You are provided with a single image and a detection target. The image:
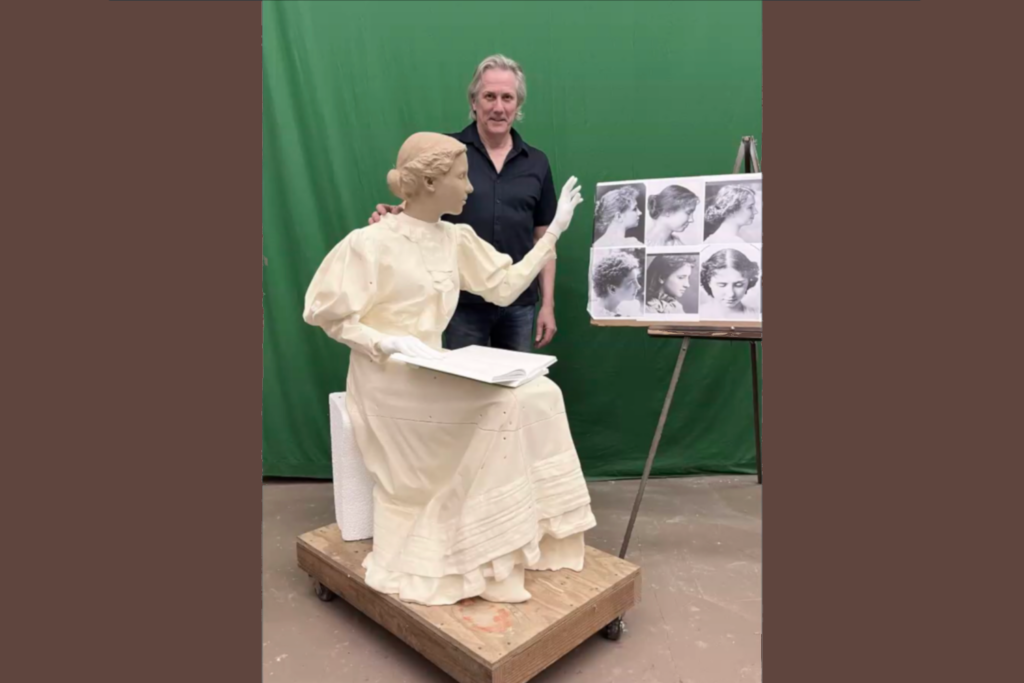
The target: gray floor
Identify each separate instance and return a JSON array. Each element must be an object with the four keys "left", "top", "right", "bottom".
[{"left": 263, "top": 475, "right": 762, "bottom": 683}]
